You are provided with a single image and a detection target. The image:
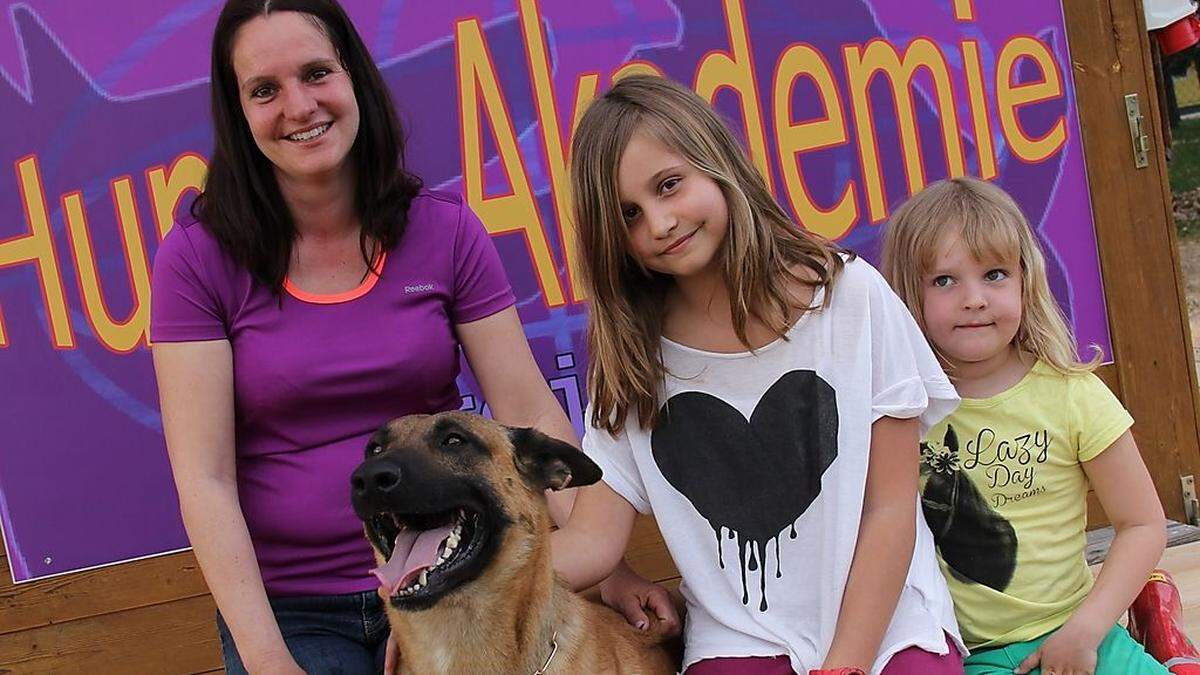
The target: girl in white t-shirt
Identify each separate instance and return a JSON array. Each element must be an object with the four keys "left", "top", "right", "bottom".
[{"left": 550, "top": 74, "right": 965, "bottom": 675}]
